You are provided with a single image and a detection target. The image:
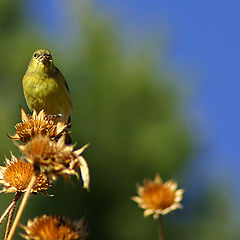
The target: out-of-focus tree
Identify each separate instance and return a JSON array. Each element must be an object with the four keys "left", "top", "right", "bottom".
[
  {"left": 0, "top": 0, "right": 42, "bottom": 159},
  {"left": 61, "top": 6, "right": 194, "bottom": 240}
]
